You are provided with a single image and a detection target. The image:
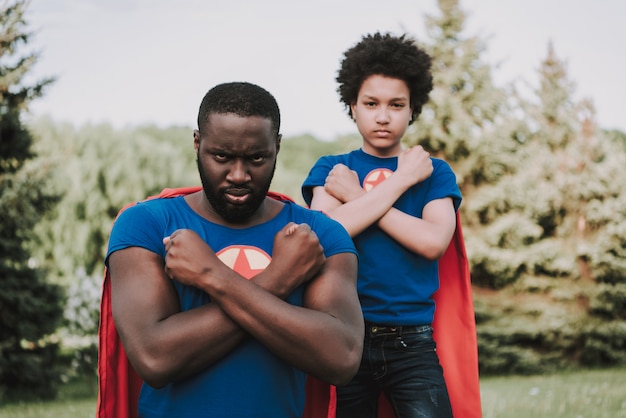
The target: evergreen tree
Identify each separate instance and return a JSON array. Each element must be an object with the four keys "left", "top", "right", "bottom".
[
  {"left": 408, "top": 0, "right": 626, "bottom": 374},
  {"left": 0, "top": 0, "right": 65, "bottom": 398},
  {"left": 465, "top": 43, "right": 626, "bottom": 373},
  {"left": 408, "top": 0, "right": 523, "bottom": 187}
]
